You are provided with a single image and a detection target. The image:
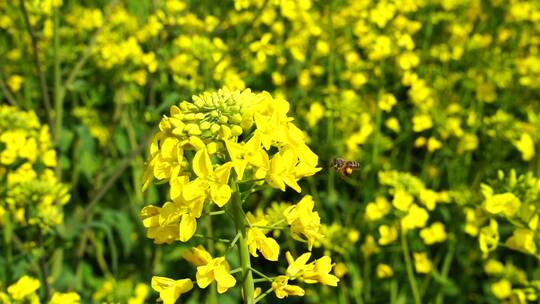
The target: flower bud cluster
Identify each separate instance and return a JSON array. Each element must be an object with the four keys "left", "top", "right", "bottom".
[{"left": 0, "top": 106, "right": 70, "bottom": 229}]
